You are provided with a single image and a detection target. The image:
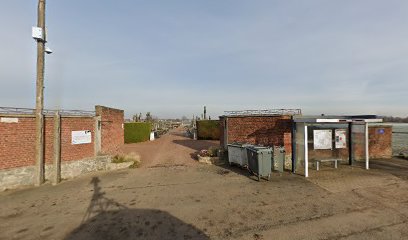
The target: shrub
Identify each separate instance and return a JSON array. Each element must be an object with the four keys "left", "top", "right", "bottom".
[
  {"left": 124, "top": 122, "right": 152, "bottom": 143},
  {"left": 111, "top": 152, "right": 142, "bottom": 168},
  {"left": 196, "top": 120, "right": 220, "bottom": 140}
]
